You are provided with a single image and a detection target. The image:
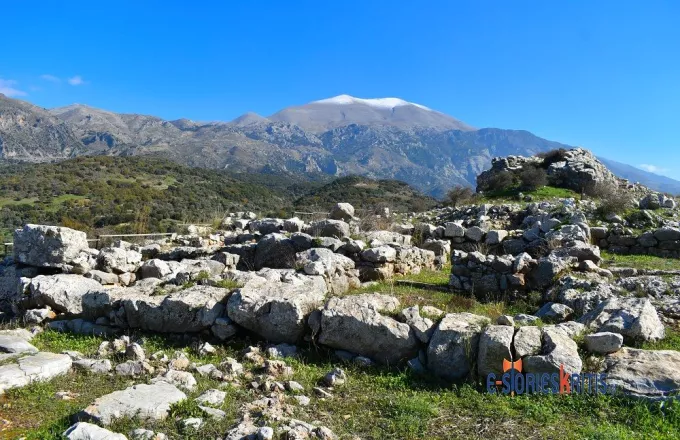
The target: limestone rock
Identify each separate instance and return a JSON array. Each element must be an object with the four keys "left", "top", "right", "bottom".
[
  {"left": 579, "top": 297, "right": 665, "bottom": 342},
  {"left": 227, "top": 275, "right": 327, "bottom": 343},
  {"left": 78, "top": 382, "right": 187, "bottom": 426},
  {"left": 317, "top": 294, "right": 419, "bottom": 365},
  {"left": 477, "top": 325, "right": 514, "bottom": 377},
  {"left": 14, "top": 224, "right": 89, "bottom": 268},
  {"left": 427, "top": 313, "right": 490, "bottom": 380}
]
